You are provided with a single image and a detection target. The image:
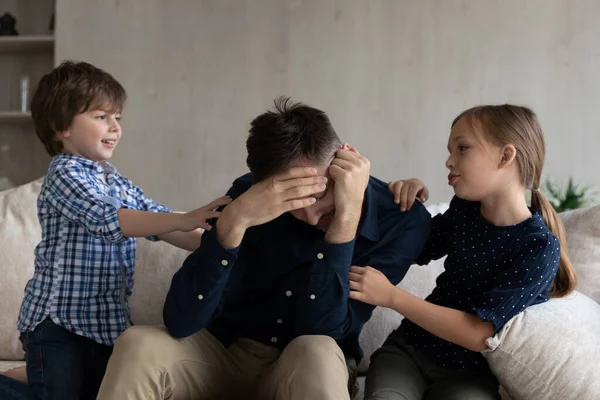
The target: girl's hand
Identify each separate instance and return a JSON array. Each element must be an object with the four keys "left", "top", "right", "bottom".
[
  {"left": 387, "top": 179, "right": 429, "bottom": 212},
  {"left": 349, "top": 266, "right": 397, "bottom": 308}
]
